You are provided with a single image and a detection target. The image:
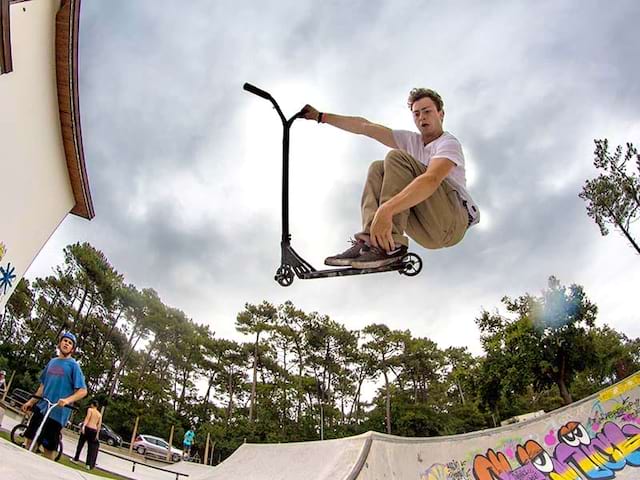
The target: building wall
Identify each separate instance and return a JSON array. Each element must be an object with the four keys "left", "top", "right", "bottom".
[{"left": 0, "top": 0, "right": 73, "bottom": 311}]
